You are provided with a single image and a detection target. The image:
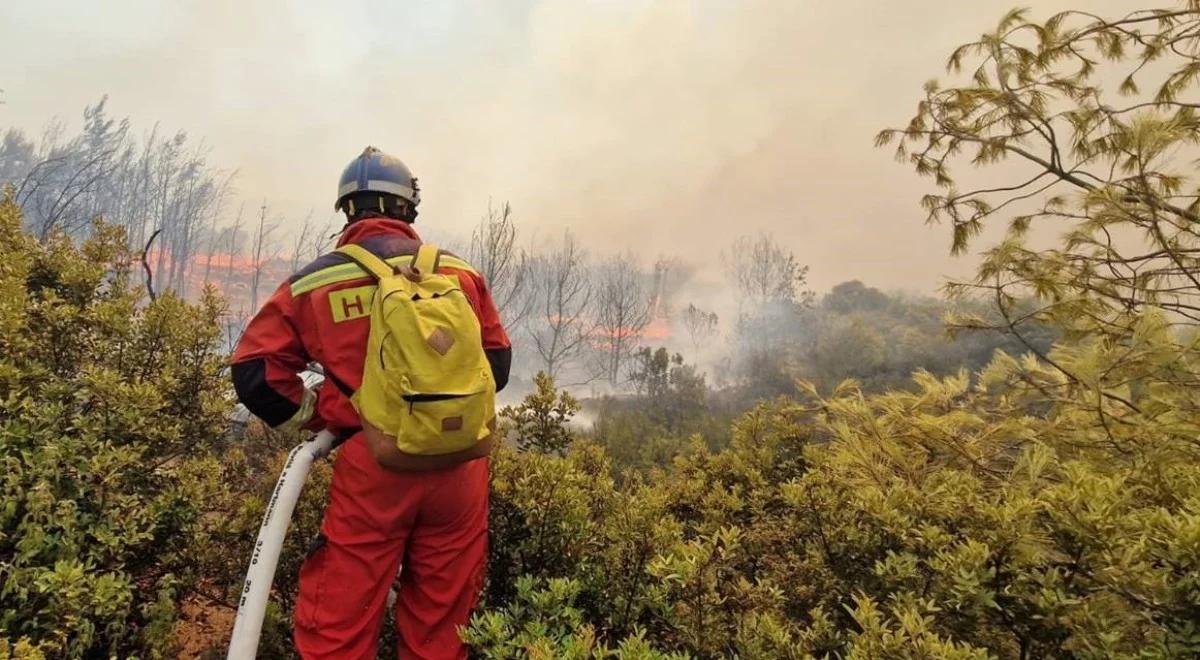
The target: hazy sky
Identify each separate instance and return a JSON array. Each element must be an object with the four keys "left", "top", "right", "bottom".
[{"left": 0, "top": 0, "right": 1141, "bottom": 293}]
